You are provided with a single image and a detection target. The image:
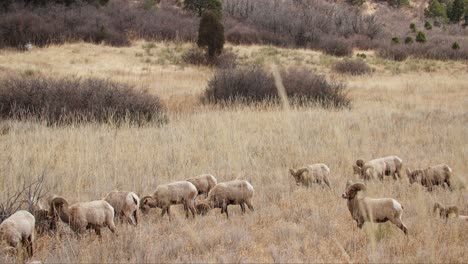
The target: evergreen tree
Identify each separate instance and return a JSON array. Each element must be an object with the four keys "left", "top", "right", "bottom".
[{"left": 197, "top": 11, "right": 225, "bottom": 58}]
